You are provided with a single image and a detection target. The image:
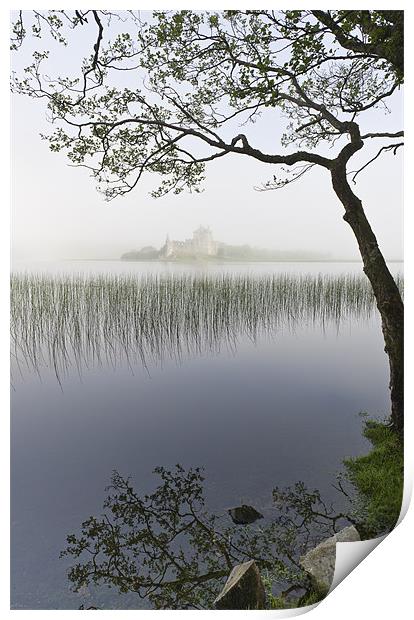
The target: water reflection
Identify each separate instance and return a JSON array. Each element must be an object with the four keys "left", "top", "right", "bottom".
[
  {"left": 61, "top": 465, "right": 353, "bottom": 610},
  {"left": 11, "top": 270, "right": 400, "bottom": 609},
  {"left": 11, "top": 272, "right": 400, "bottom": 383}
]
